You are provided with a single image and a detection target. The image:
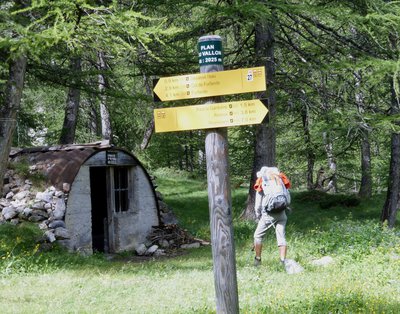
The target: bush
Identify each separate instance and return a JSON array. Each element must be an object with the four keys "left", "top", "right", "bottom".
[
  {"left": 152, "top": 167, "right": 203, "bottom": 180},
  {"left": 319, "top": 194, "right": 361, "bottom": 209},
  {"left": 294, "top": 190, "right": 360, "bottom": 209},
  {"left": 294, "top": 190, "right": 329, "bottom": 202}
]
